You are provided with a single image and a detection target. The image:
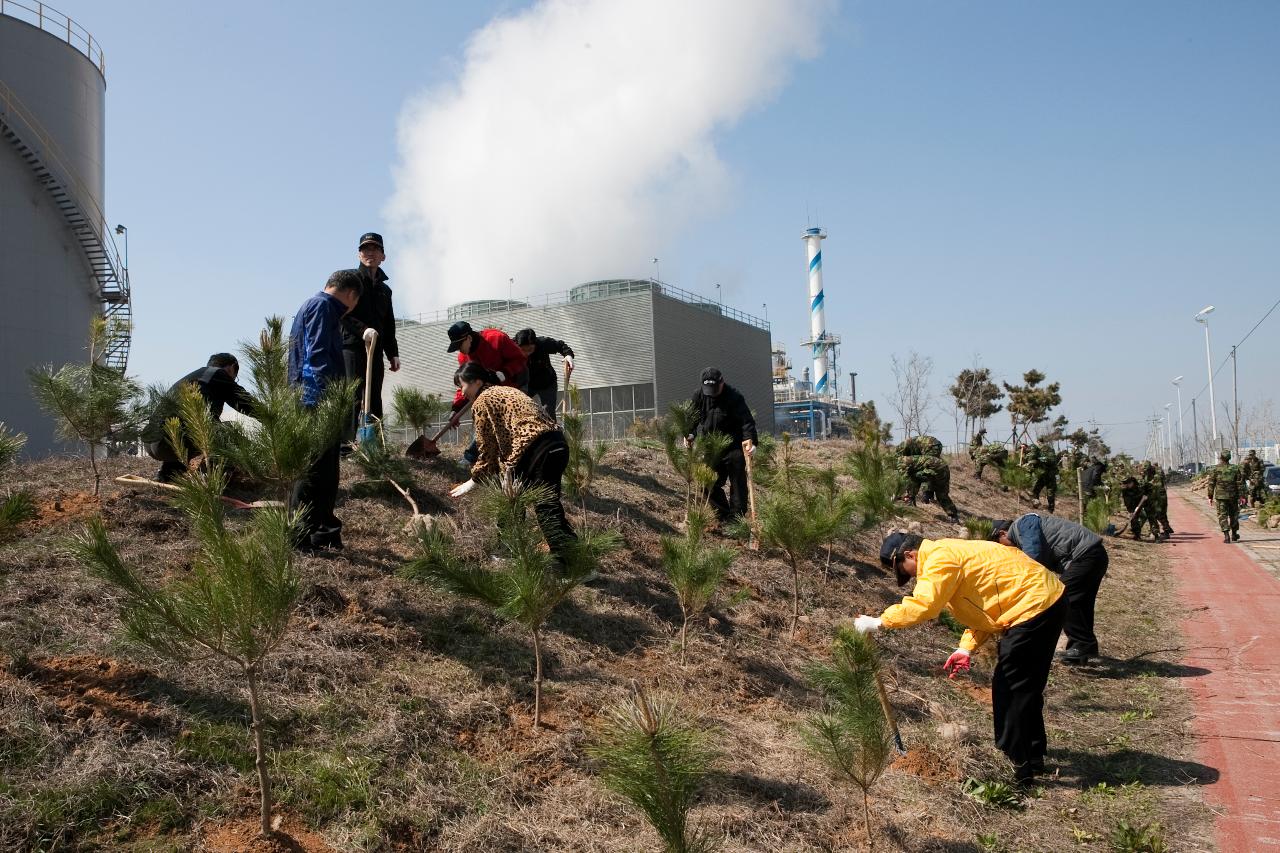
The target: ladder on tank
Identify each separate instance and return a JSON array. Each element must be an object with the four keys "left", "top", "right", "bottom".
[{"left": 0, "top": 83, "right": 131, "bottom": 371}]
